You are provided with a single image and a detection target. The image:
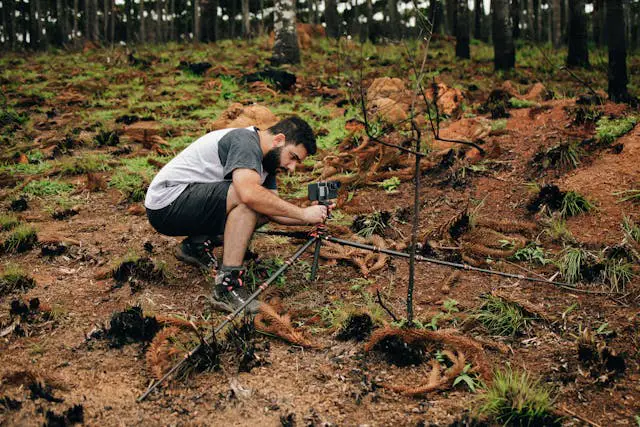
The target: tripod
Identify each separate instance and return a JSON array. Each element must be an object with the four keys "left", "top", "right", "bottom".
[{"left": 139, "top": 221, "right": 583, "bottom": 402}]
